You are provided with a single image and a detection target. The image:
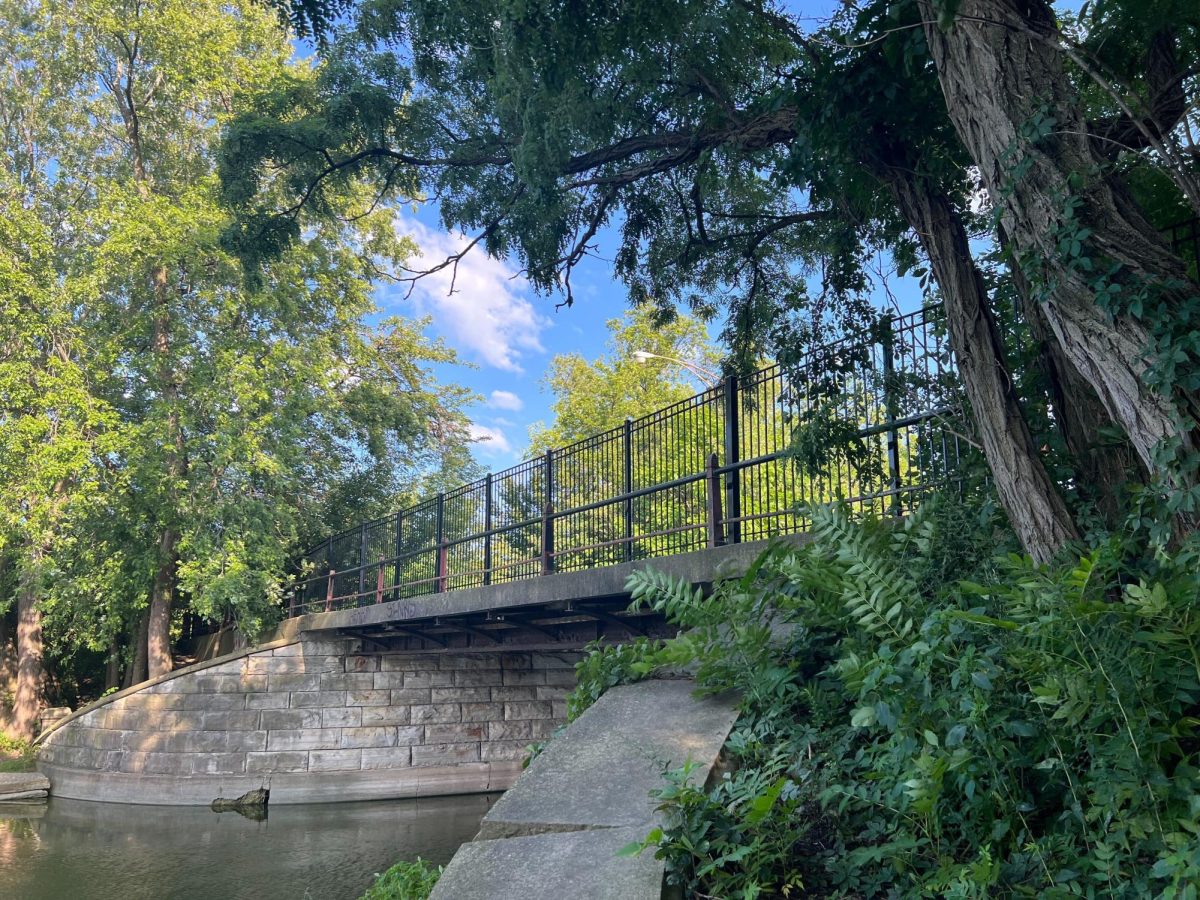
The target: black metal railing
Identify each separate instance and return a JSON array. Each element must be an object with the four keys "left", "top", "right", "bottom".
[
  {"left": 287, "top": 306, "right": 965, "bottom": 616},
  {"left": 284, "top": 216, "right": 1200, "bottom": 618}
]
